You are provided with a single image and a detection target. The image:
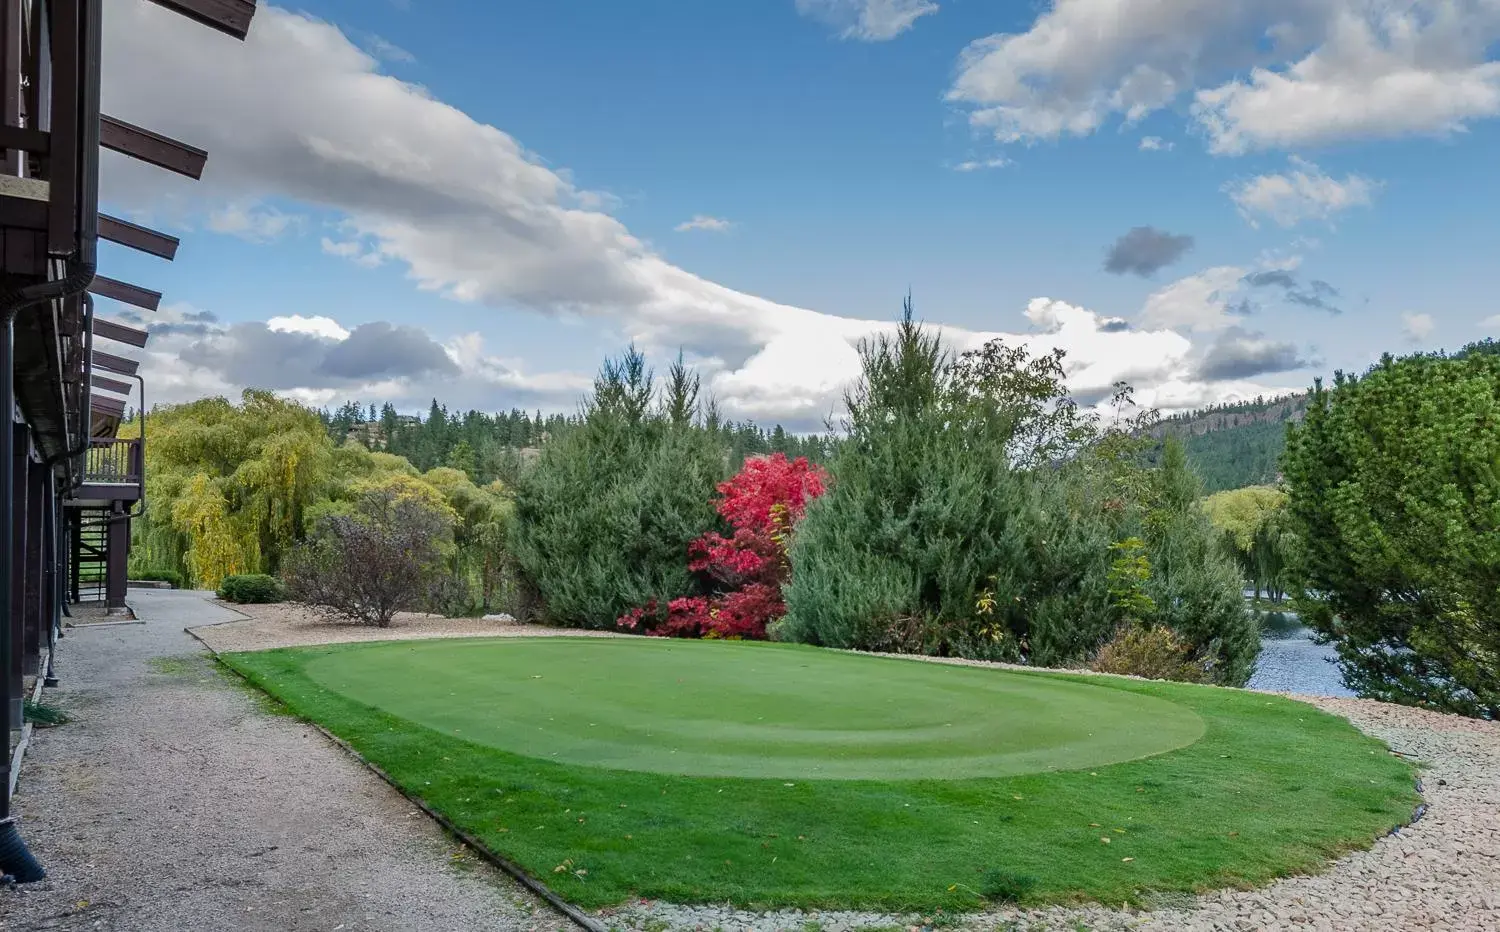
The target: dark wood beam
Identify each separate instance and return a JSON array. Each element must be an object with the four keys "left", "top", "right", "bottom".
[
  {"left": 91, "top": 350, "right": 139, "bottom": 376},
  {"left": 146, "top": 0, "right": 256, "bottom": 41},
  {"left": 90, "top": 373, "right": 132, "bottom": 395},
  {"left": 0, "top": 125, "right": 47, "bottom": 154},
  {"left": 48, "top": 0, "right": 82, "bottom": 254},
  {"left": 100, "top": 115, "right": 207, "bottom": 180},
  {"left": 90, "top": 394, "right": 126, "bottom": 417},
  {"left": 99, "top": 213, "right": 179, "bottom": 260},
  {"left": 92, "top": 317, "right": 149, "bottom": 348},
  {"left": 87, "top": 275, "right": 162, "bottom": 311}
]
